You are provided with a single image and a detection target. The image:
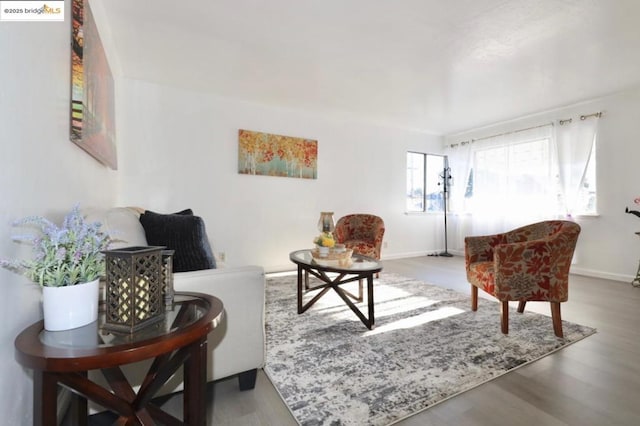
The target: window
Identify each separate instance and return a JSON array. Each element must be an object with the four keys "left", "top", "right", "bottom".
[
  {"left": 466, "top": 138, "right": 556, "bottom": 217},
  {"left": 406, "top": 152, "right": 445, "bottom": 212},
  {"left": 459, "top": 123, "right": 598, "bottom": 217},
  {"left": 445, "top": 119, "right": 598, "bottom": 250}
]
